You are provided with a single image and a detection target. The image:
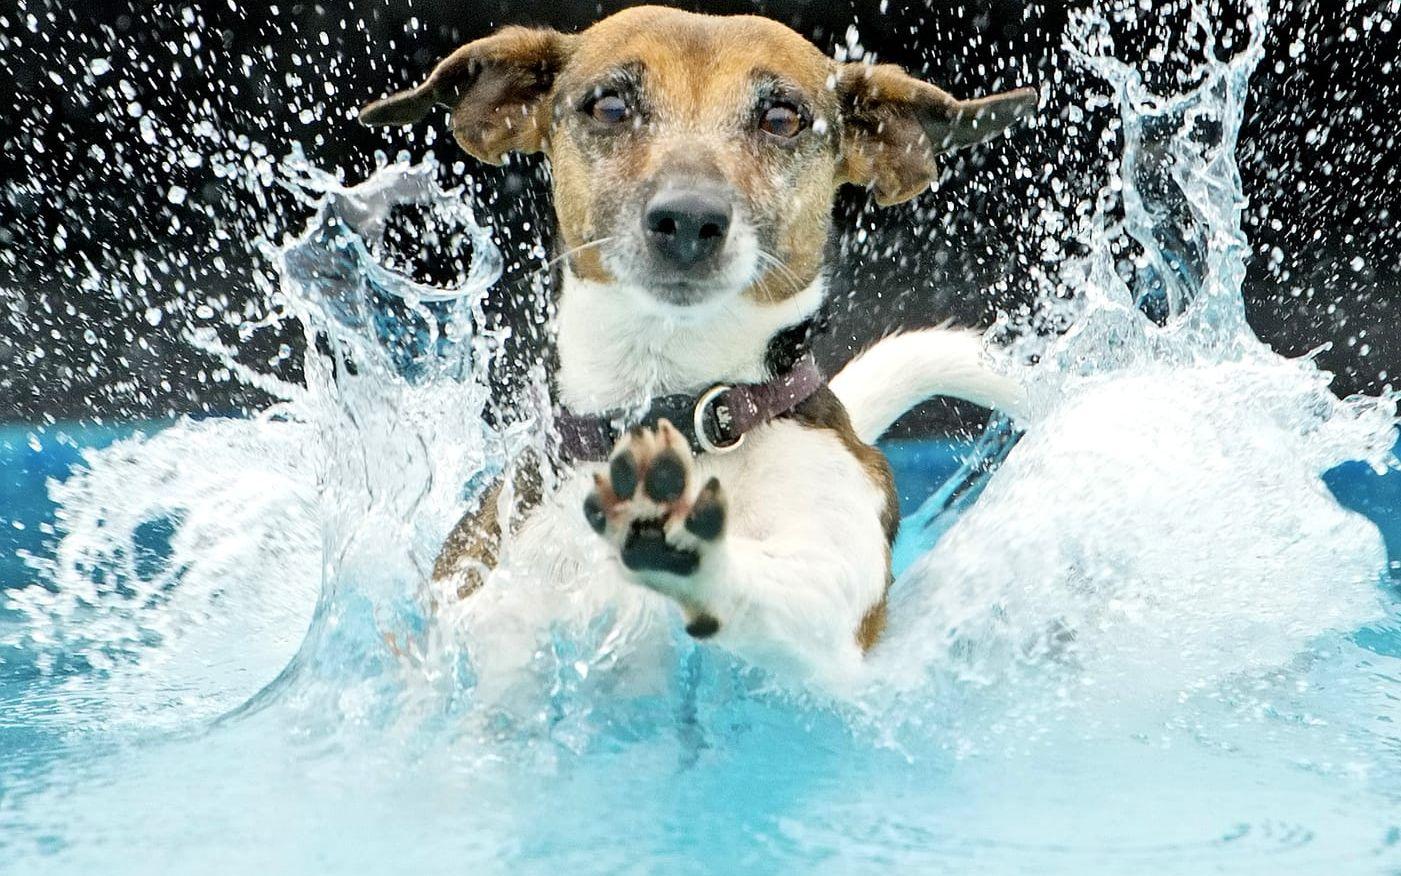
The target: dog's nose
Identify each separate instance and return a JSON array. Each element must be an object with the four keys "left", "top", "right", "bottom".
[{"left": 642, "top": 190, "right": 732, "bottom": 269}]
